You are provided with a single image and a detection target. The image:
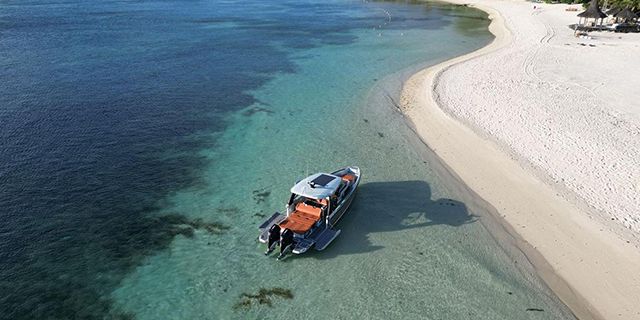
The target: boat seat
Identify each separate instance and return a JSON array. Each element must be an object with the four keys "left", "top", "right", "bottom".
[
  {"left": 295, "top": 202, "right": 323, "bottom": 219},
  {"left": 279, "top": 211, "right": 318, "bottom": 234},
  {"left": 278, "top": 200, "right": 327, "bottom": 234},
  {"left": 341, "top": 174, "right": 355, "bottom": 183}
]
